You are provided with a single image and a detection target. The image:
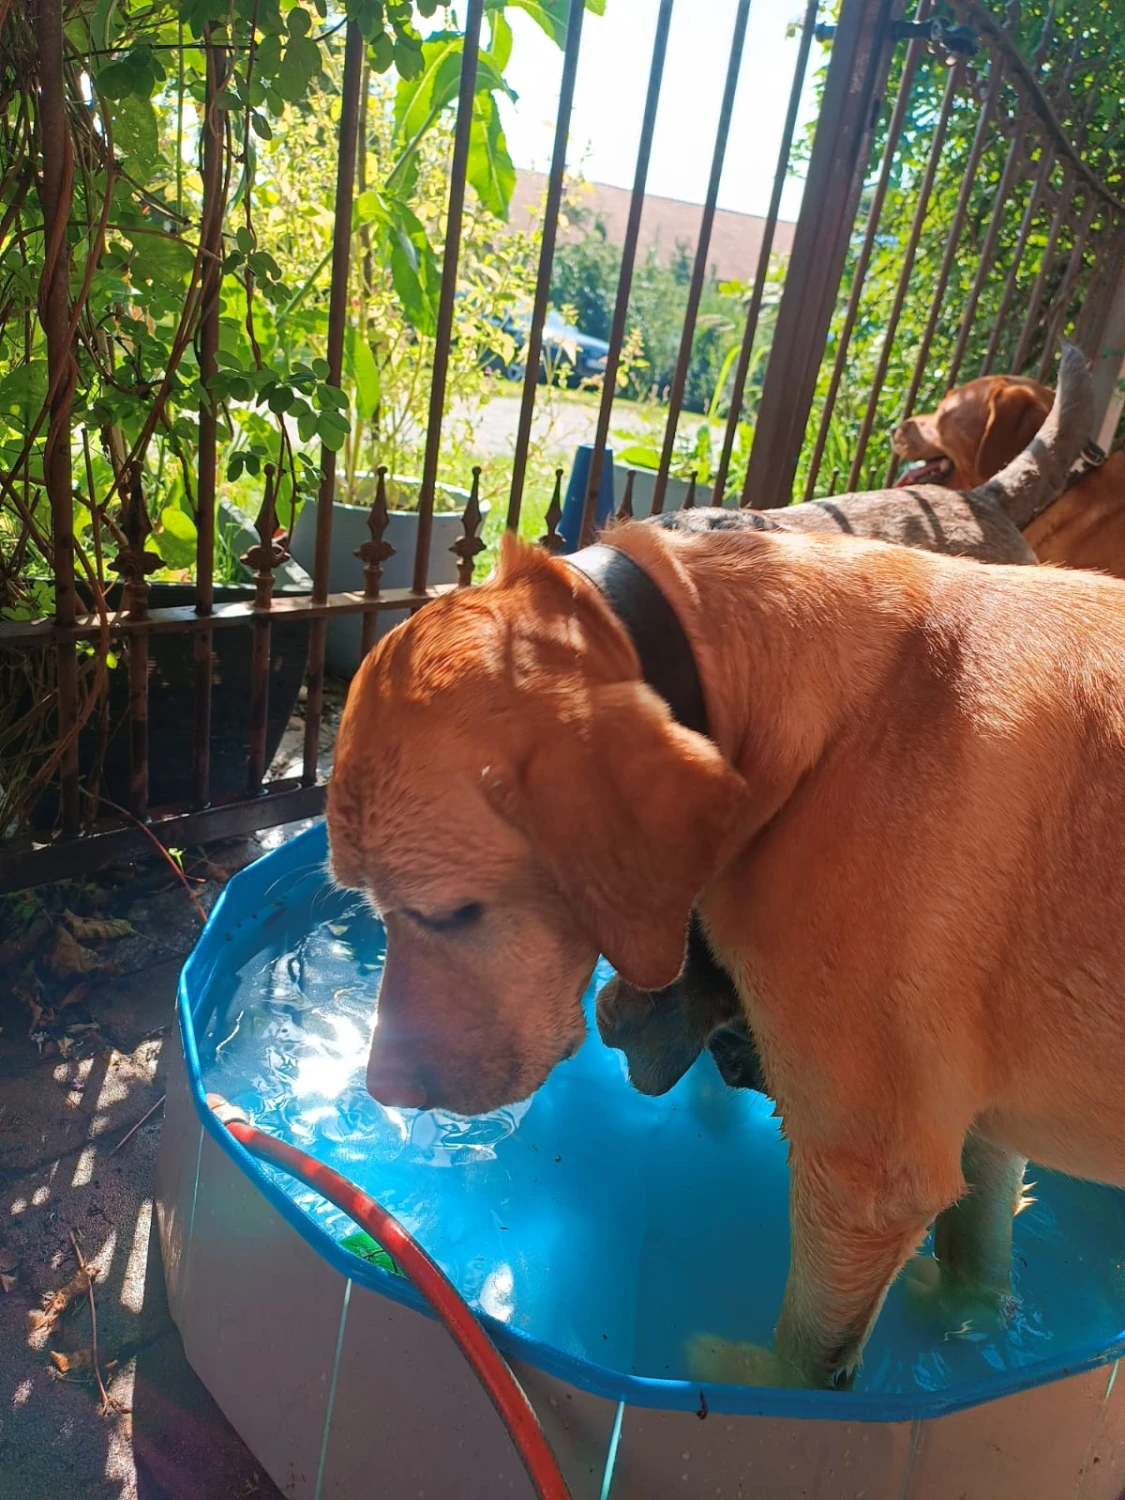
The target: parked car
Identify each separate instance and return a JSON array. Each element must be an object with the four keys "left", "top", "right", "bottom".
[{"left": 480, "top": 307, "right": 609, "bottom": 385}]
